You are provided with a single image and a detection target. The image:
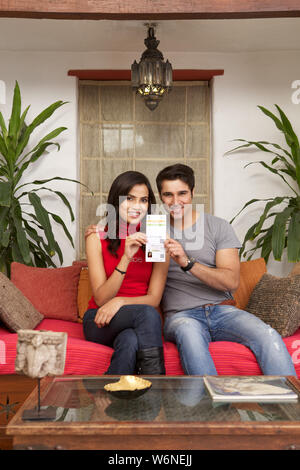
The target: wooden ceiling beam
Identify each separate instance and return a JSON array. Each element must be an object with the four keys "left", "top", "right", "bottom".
[{"left": 0, "top": 1, "right": 300, "bottom": 20}]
